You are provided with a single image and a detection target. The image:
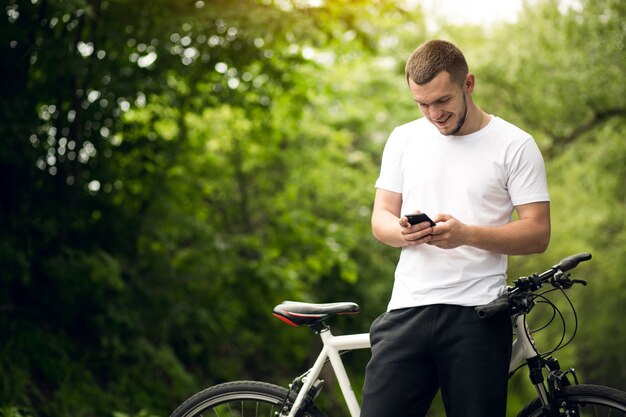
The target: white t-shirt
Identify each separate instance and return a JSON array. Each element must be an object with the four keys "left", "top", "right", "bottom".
[{"left": 375, "top": 116, "right": 550, "bottom": 310}]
